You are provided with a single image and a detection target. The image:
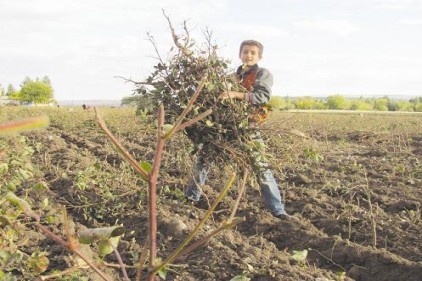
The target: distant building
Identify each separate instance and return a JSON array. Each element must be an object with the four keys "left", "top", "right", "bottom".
[{"left": 0, "top": 96, "right": 19, "bottom": 106}]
